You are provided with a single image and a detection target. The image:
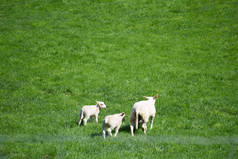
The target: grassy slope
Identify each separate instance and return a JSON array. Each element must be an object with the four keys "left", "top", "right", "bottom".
[{"left": 0, "top": 0, "right": 238, "bottom": 158}]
